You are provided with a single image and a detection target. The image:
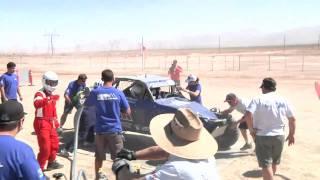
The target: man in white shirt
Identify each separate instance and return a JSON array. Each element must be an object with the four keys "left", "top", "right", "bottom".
[
  {"left": 221, "top": 93, "right": 252, "bottom": 150},
  {"left": 243, "top": 77, "right": 296, "bottom": 180},
  {"left": 112, "top": 108, "right": 220, "bottom": 180}
]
